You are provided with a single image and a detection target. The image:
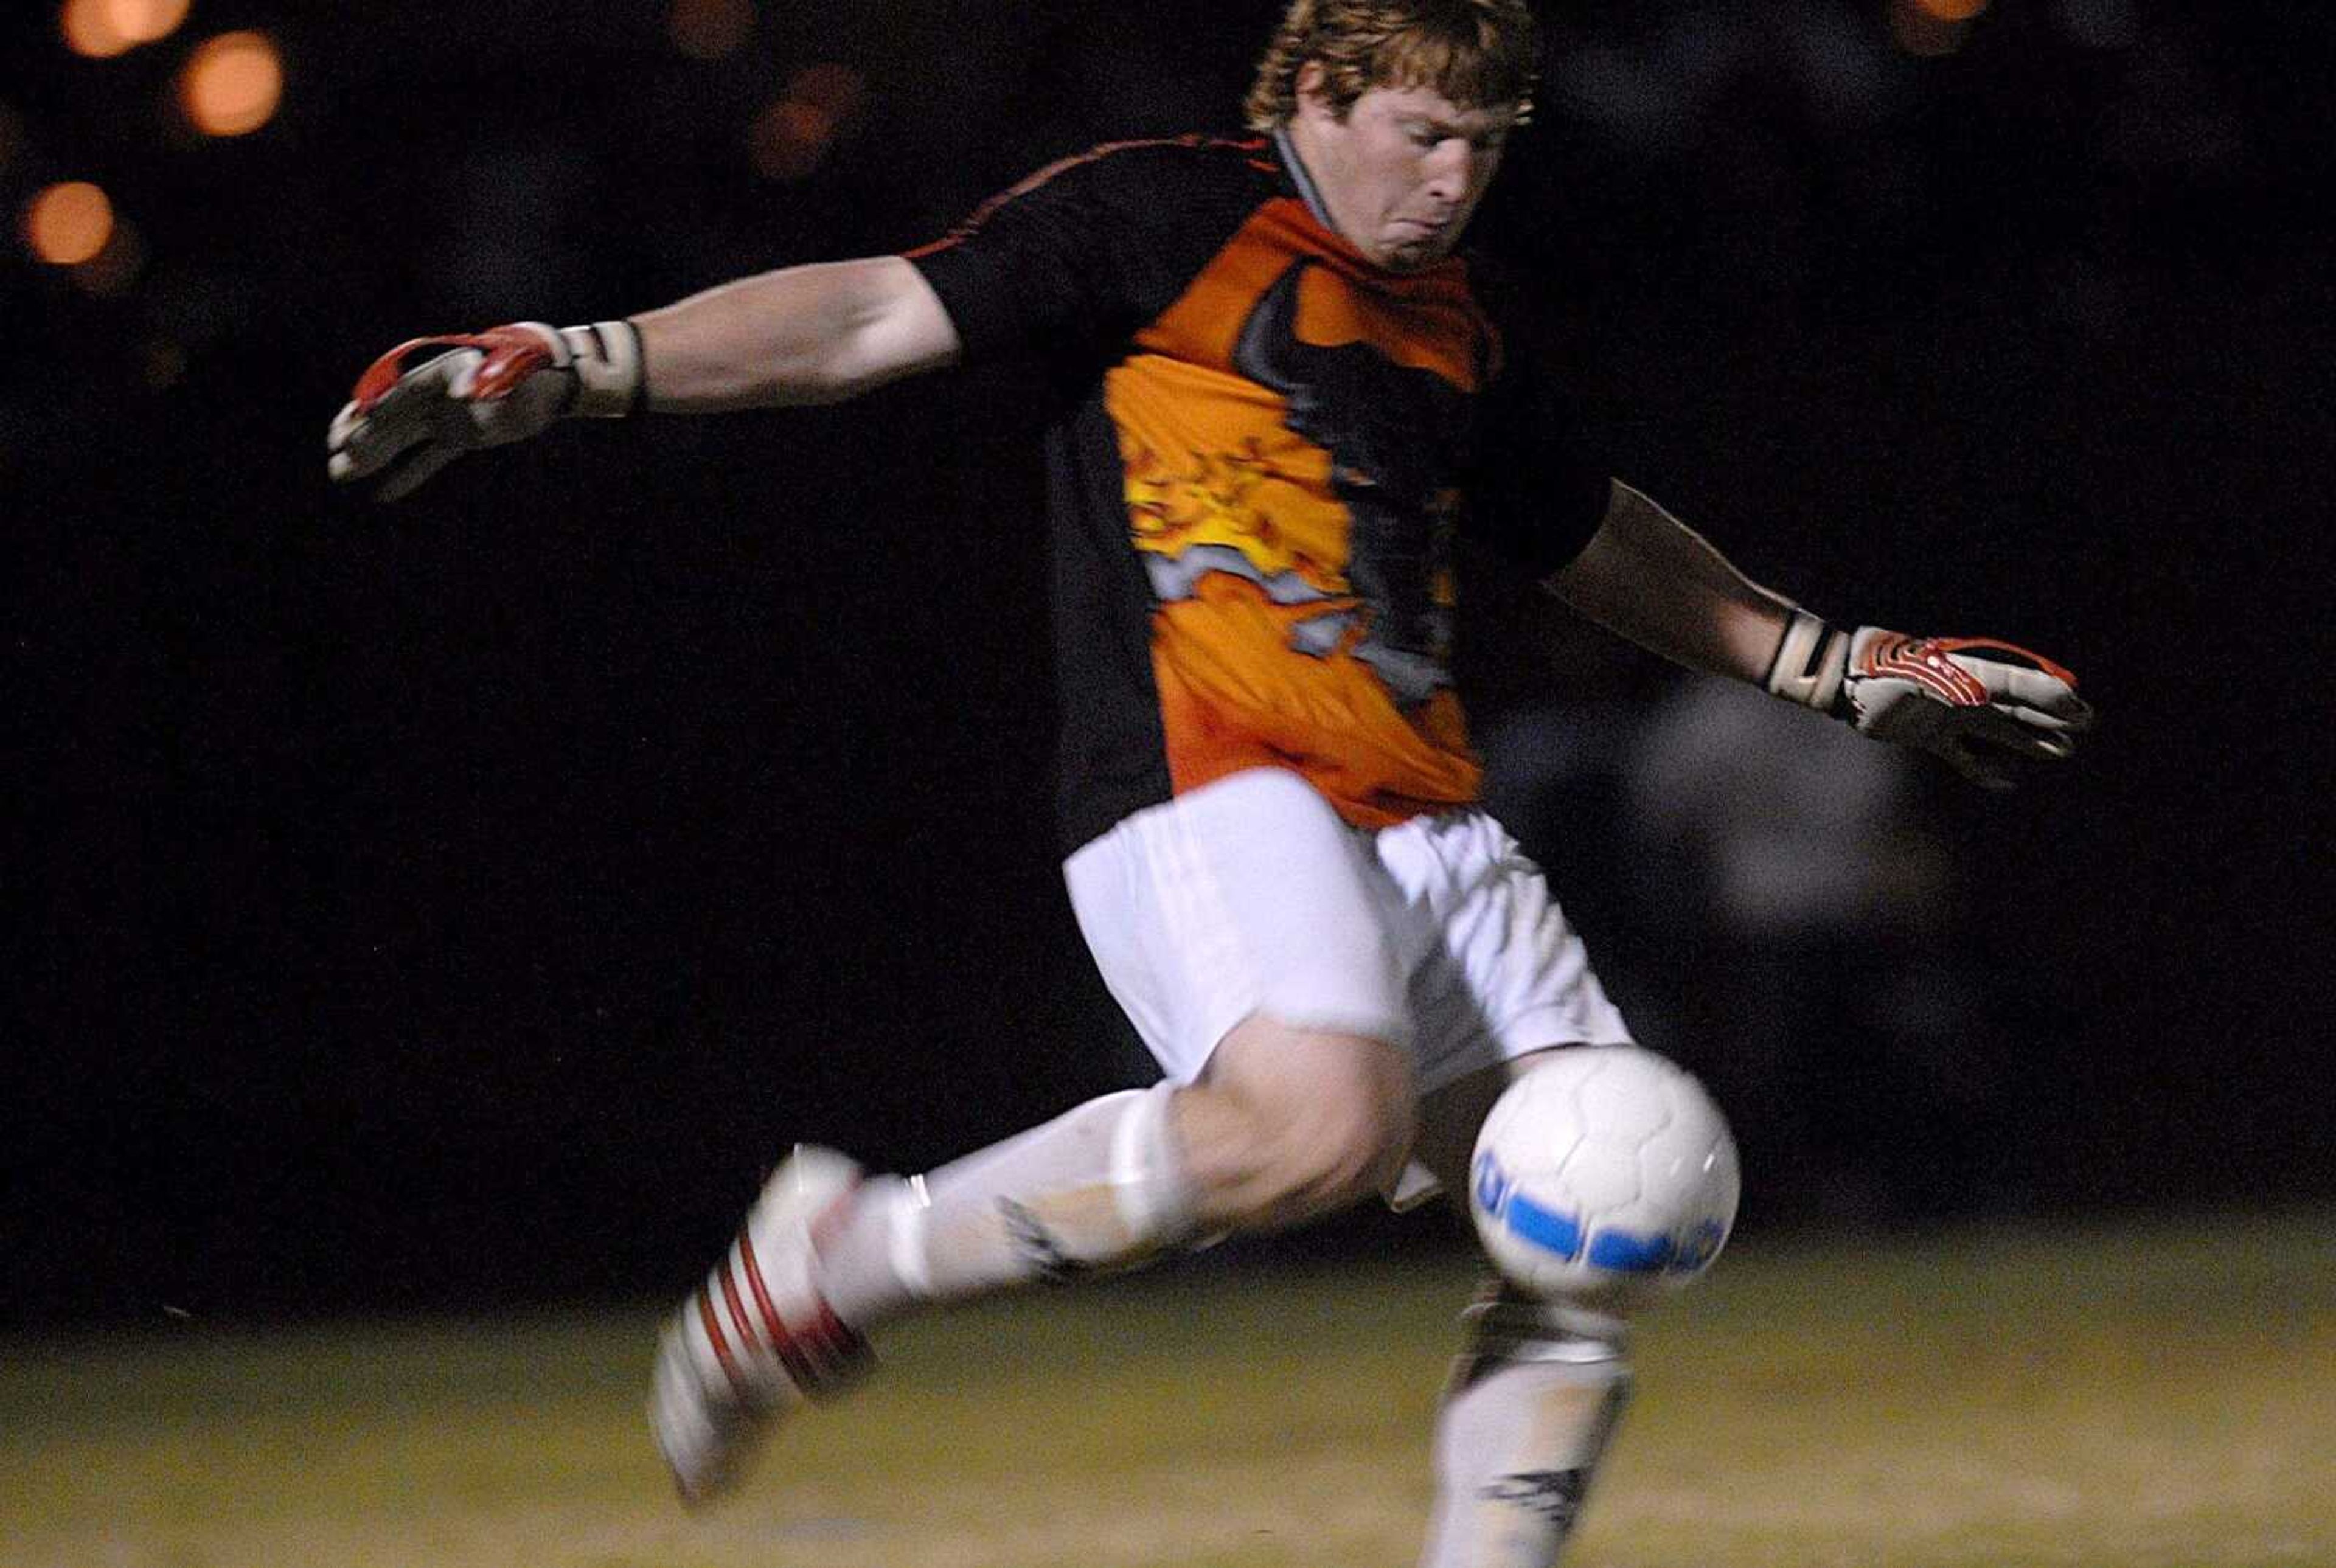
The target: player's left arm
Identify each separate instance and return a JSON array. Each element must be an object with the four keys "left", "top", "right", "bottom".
[
  {"left": 1545, "top": 480, "right": 1793, "bottom": 684},
  {"left": 1548, "top": 480, "right": 2095, "bottom": 788}
]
